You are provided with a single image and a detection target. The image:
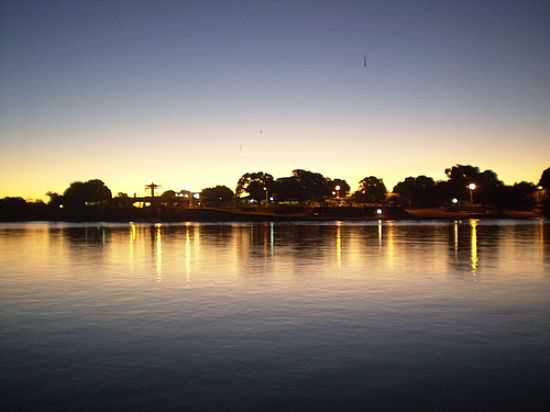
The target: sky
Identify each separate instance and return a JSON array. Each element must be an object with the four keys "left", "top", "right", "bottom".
[{"left": 1, "top": 0, "right": 549, "bottom": 200}]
